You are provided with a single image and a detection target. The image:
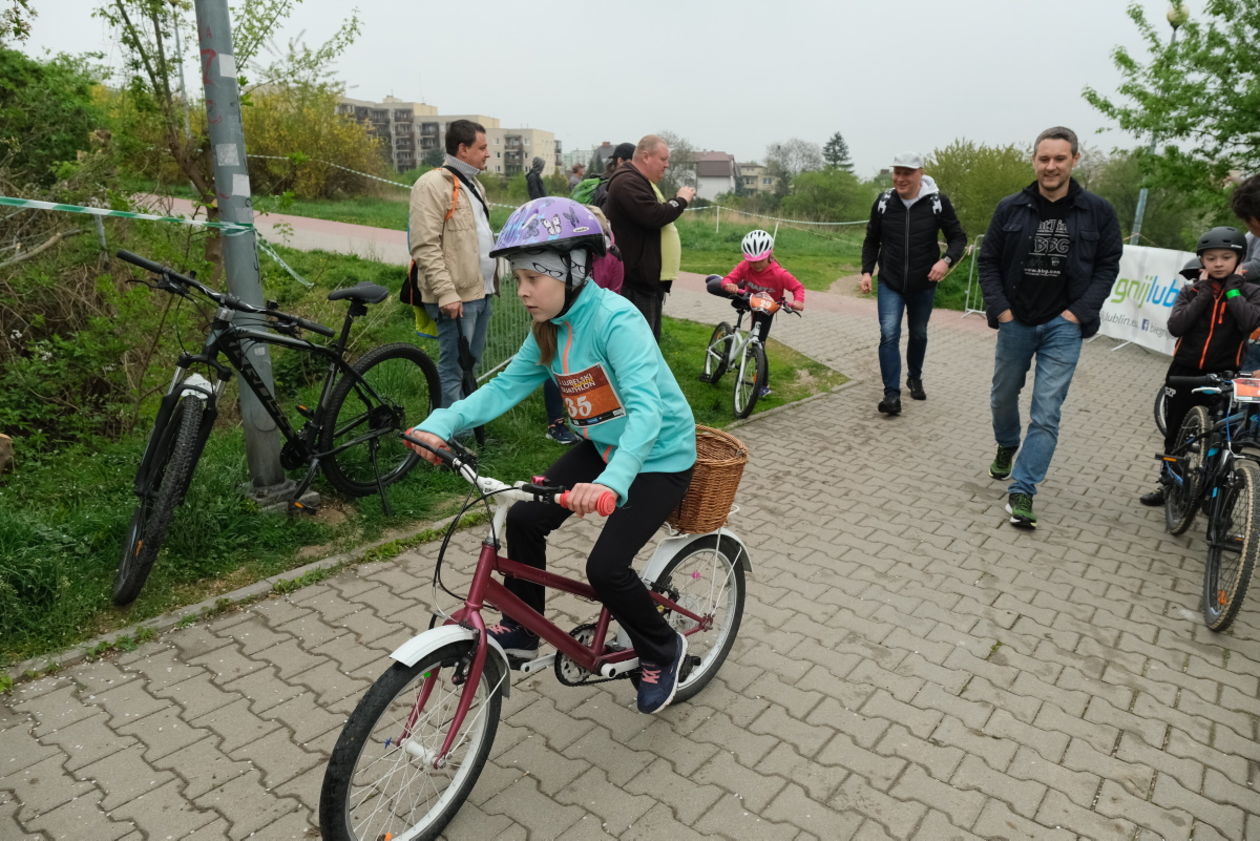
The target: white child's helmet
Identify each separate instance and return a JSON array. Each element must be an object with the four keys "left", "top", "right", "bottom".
[{"left": 741, "top": 229, "right": 774, "bottom": 262}]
